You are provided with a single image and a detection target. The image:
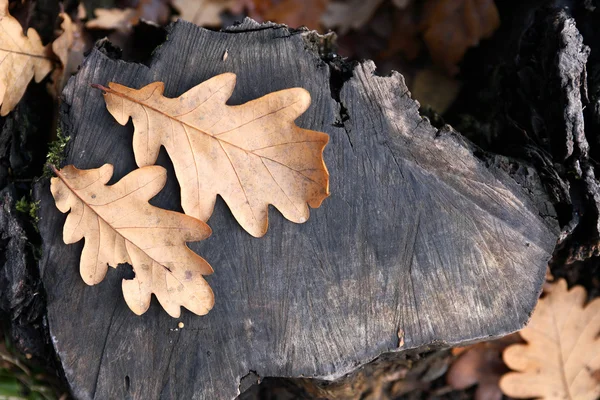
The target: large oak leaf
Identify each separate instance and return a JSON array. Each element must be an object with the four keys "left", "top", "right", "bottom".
[
  {"left": 500, "top": 279, "right": 600, "bottom": 399},
  {"left": 50, "top": 164, "right": 214, "bottom": 317},
  {"left": 0, "top": 0, "right": 53, "bottom": 116},
  {"left": 97, "top": 73, "right": 330, "bottom": 237}
]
